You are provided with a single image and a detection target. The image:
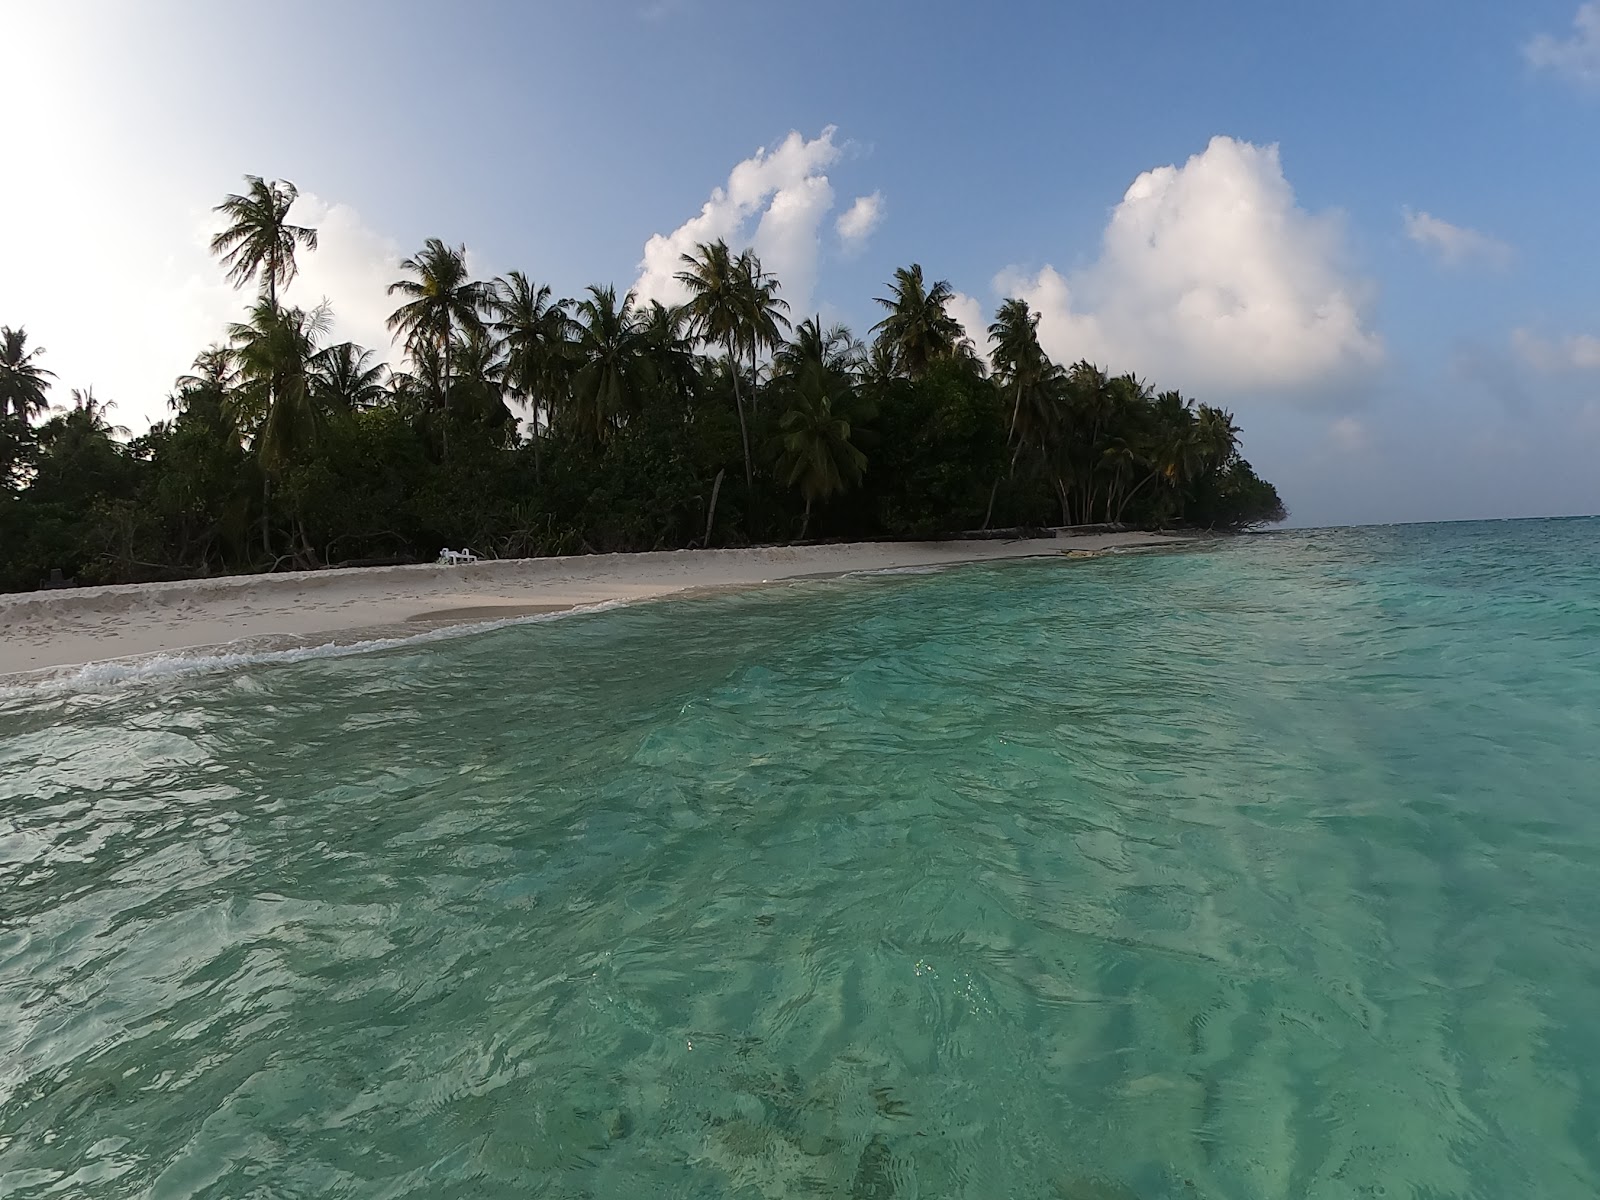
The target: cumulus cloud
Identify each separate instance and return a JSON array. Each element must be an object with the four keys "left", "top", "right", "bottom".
[
  {"left": 1402, "top": 209, "right": 1513, "bottom": 268},
  {"left": 947, "top": 291, "right": 994, "bottom": 362},
  {"left": 633, "top": 128, "right": 846, "bottom": 315},
  {"left": 284, "top": 195, "right": 406, "bottom": 358},
  {"left": 836, "top": 192, "right": 885, "bottom": 254},
  {"left": 1526, "top": 3, "right": 1600, "bottom": 86},
  {"left": 994, "top": 136, "right": 1383, "bottom": 399},
  {"left": 1512, "top": 328, "right": 1600, "bottom": 372}
]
